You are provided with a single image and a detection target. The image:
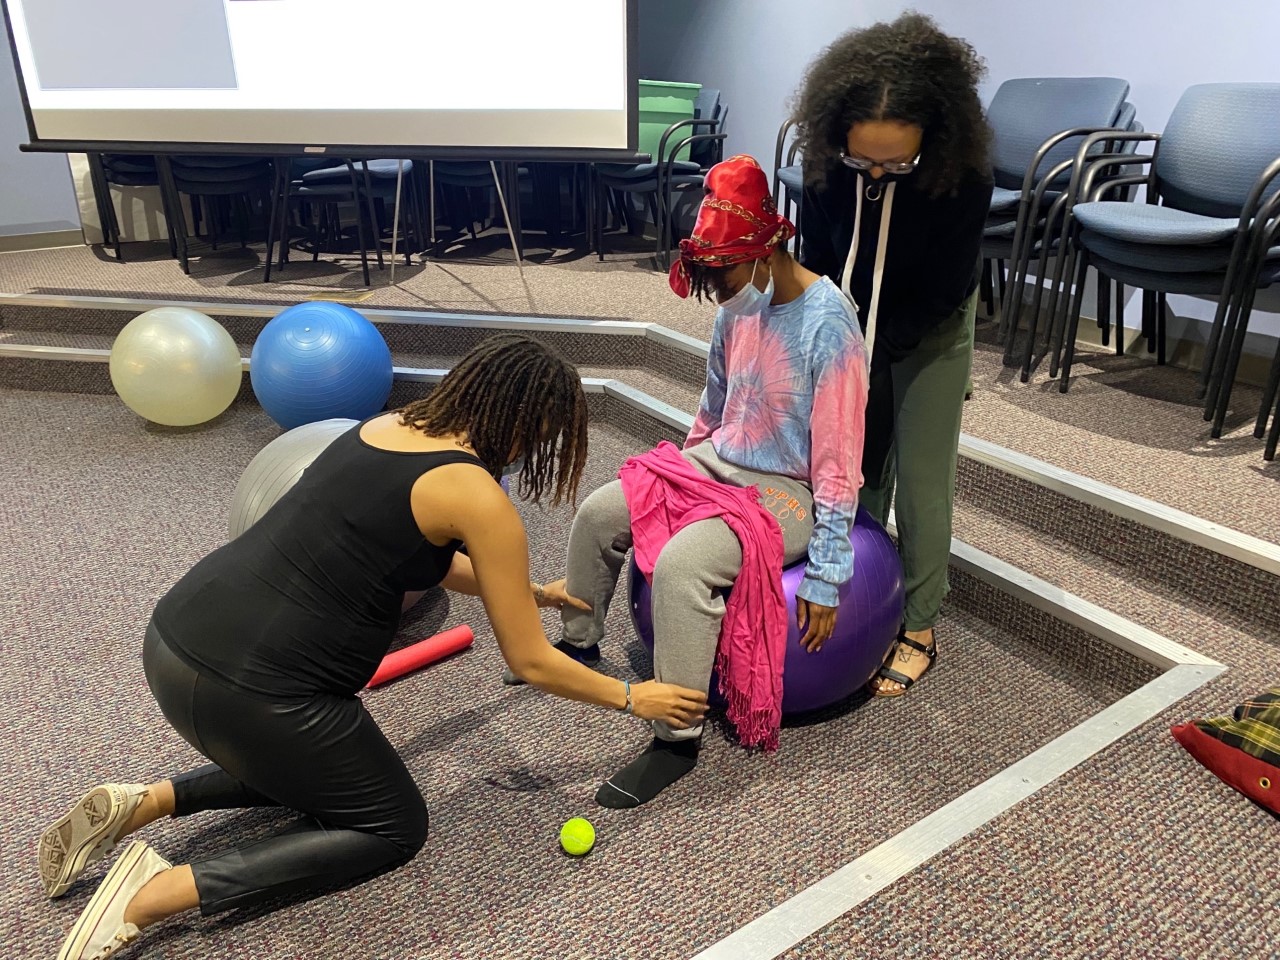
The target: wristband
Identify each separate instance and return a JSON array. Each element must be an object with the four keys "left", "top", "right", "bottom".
[{"left": 621, "top": 679, "right": 633, "bottom": 714}]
